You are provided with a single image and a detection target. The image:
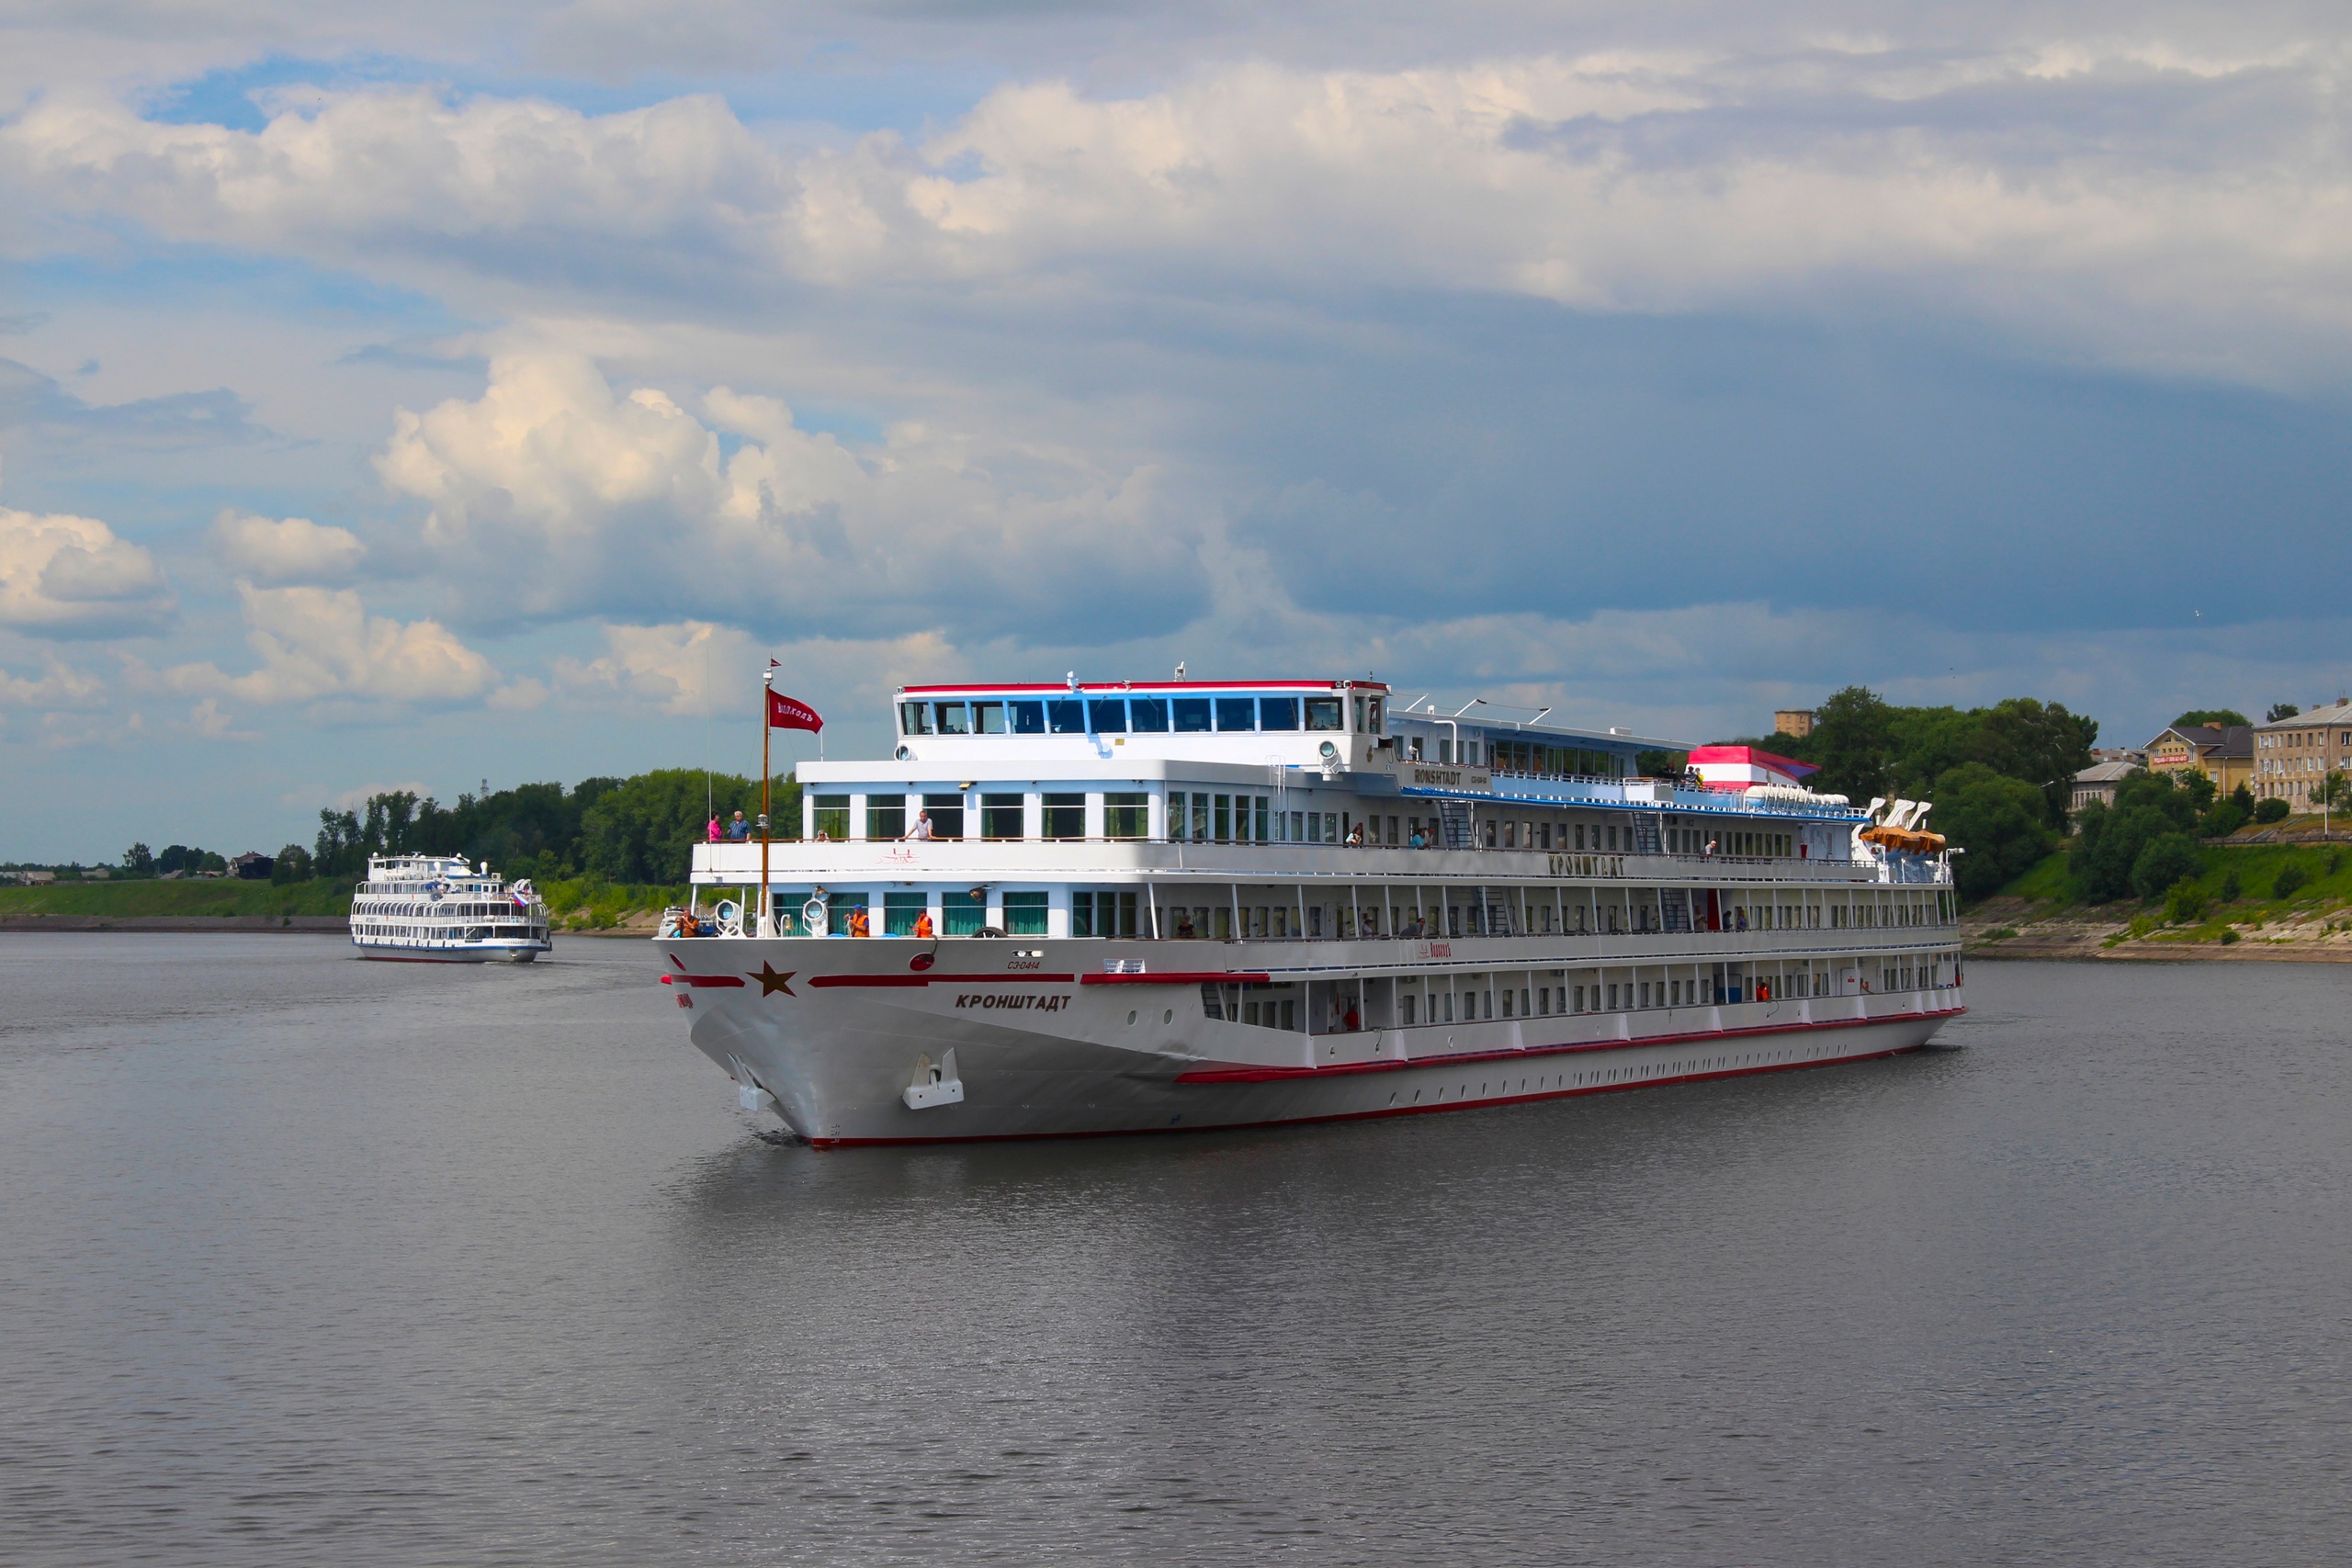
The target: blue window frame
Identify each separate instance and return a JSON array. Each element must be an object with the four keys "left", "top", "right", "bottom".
[
  {"left": 1011, "top": 701, "right": 1045, "bottom": 734},
  {"left": 1215, "top": 697, "right": 1256, "bottom": 731},
  {"left": 1172, "top": 698, "right": 1212, "bottom": 732},
  {"left": 1047, "top": 699, "right": 1085, "bottom": 734},
  {"left": 1089, "top": 698, "right": 1128, "bottom": 733},
  {"left": 1130, "top": 697, "right": 1169, "bottom": 732},
  {"left": 1259, "top": 697, "right": 1298, "bottom": 730}
]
